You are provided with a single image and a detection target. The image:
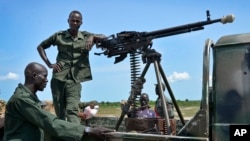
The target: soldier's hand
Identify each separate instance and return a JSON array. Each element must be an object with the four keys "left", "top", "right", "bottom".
[{"left": 50, "top": 63, "right": 62, "bottom": 72}]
